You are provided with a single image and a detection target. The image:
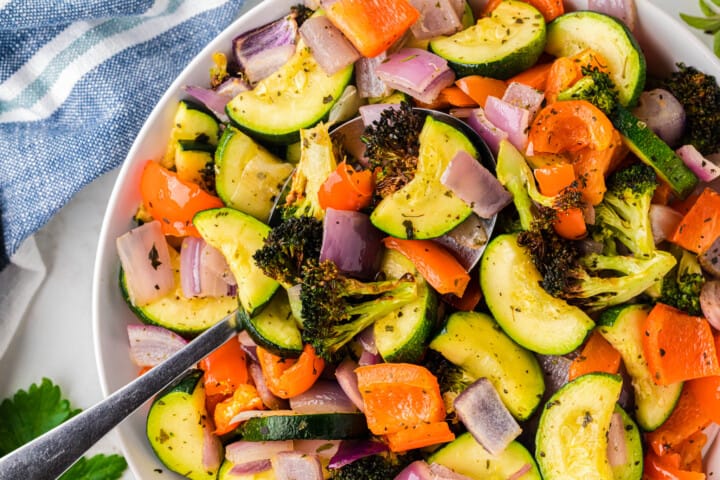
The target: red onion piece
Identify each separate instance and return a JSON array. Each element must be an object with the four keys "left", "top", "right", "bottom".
[
  {"left": 272, "top": 451, "right": 324, "bottom": 480},
  {"left": 289, "top": 380, "right": 358, "bottom": 414},
  {"left": 649, "top": 204, "right": 684, "bottom": 245},
  {"left": 334, "top": 358, "right": 365, "bottom": 412},
  {"left": 225, "top": 440, "right": 294, "bottom": 466},
  {"left": 701, "top": 280, "right": 720, "bottom": 330},
  {"left": 484, "top": 96, "right": 530, "bottom": 152},
  {"left": 606, "top": 412, "right": 627, "bottom": 467},
  {"left": 703, "top": 423, "right": 720, "bottom": 457},
  {"left": 358, "top": 349, "right": 381, "bottom": 366},
  {"left": 202, "top": 413, "right": 223, "bottom": 472},
  {"left": 536, "top": 354, "right": 572, "bottom": 396},
  {"left": 300, "top": 15, "right": 360, "bottom": 76},
  {"left": 432, "top": 214, "right": 490, "bottom": 271},
  {"left": 248, "top": 362, "right": 288, "bottom": 410},
  {"left": 708, "top": 434, "right": 720, "bottom": 479},
  {"left": 507, "top": 463, "right": 533, "bottom": 480},
  {"left": 328, "top": 440, "right": 388, "bottom": 469},
  {"left": 329, "top": 86, "right": 361, "bottom": 126},
  {"left": 449, "top": 108, "right": 474, "bottom": 120},
  {"left": 356, "top": 326, "right": 377, "bottom": 355},
  {"left": 428, "top": 463, "right": 473, "bottom": 479},
  {"left": 588, "top": 0, "right": 637, "bottom": 32},
  {"left": 233, "top": 14, "right": 298, "bottom": 84},
  {"left": 441, "top": 150, "right": 512, "bottom": 219},
  {"left": 127, "top": 324, "right": 187, "bottom": 367},
  {"left": 215, "top": 76, "right": 251, "bottom": 97},
  {"left": 180, "top": 236, "right": 202, "bottom": 297},
  {"left": 116, "top": 221, "right": 174, "bottom": 306},
  {"left": 355, "top": 53, "right": 392, "bottom": 99},
  {"left": 180, "top": 237, "right": 235, "bottom": 298},
  {"left": 183, "top": 85, "right": 231, "bottom": 123},
  {"left": 700, "top": 237, "right": 720, "bottom": 278},
  {"left": 320, "top": 208, "right": 384, "bottom": 280},
  {"left": 293, "top": 440, "right": 341, "bottom": 459},
  {"left": 409, "top": 0, "right": 463, "bottom": 40},
  {"left": 502, "top": 82, "right": 544, "bottom": 121},
  {"left": 632, "top": 89, "right": 686, "bottom": 146},
  {"left": 394, "top": 460, "right": 435, "bottom": 480},
  {"left": 466, "top": 108, "right": 508, "bottom": 156},
  {"left": 454, "top": 378, "right": 522, "bottom": 455},
  {"left": 376, "top": 48, "right": 456, "bottom": 104},
  {"left": 677, "top": 144, "right": 720, "bottom": 182},
  {"left": 229, "top": 459, "right": 272, "bottom": 475}
]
